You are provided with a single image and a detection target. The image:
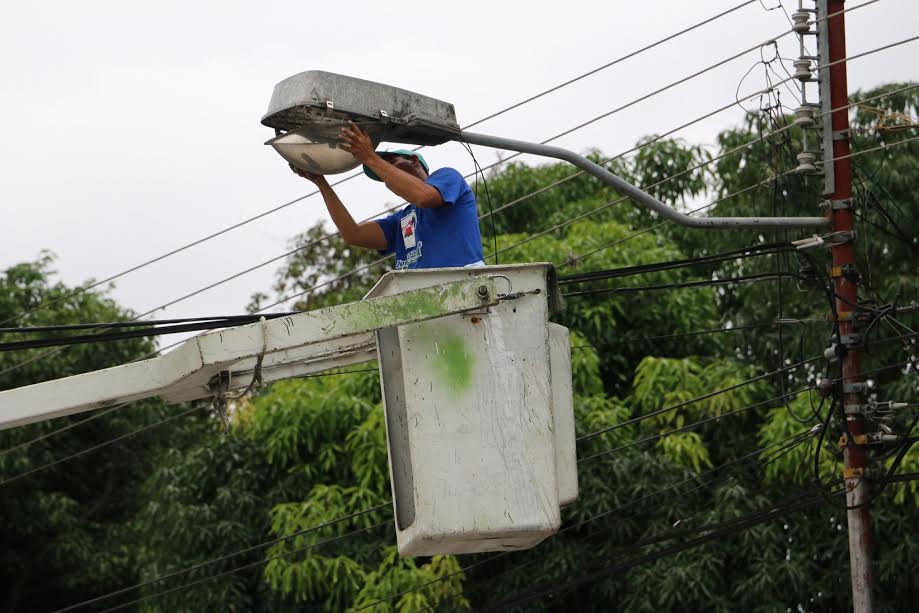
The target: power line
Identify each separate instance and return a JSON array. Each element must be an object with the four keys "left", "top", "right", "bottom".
[
  {"left": 3, "top": 1, "right": 761, "bottom": 330},
  {"left": 578, "top": 385, "right": 815, "bottom": 463},
  {"left": 563, "top": 271, "right": 801, "bottom": 298},
  {"left": 584, "top": 318, "right": 826, "bottom": 345},
  {"left": 354, "top": 429, "right": 816, "bottom": 611},
  {"left": 58, "top": 375, "right": 819, "bottom": 611},
  {"left": 558, "top": 126, "right": 919, "bottom": 268},
  {"left": 556, "top": 242, "right": 794, "bottom": 285},
  {"left": 98, "top": 519, "right": 393, "bottom": 613},
  {"left": 483, "top": 484, "right": 838, "bottom": 611},
  {"left": 0, "top": 367, "right": 380, "bottom": 483},
  {"left": 0, "top": 402, "right": 128, "bottom": 458},
  {"left": 467, "top": 433, "right": 818, "bottom": 609},
  {"left": 67, "top": 349, "right": 918, "bottom": 609},
  {"left": 2, "top": 24, "right": 909, "bottom": 379},
  {"left": 53, "top": 501, "right": 391, "bottom": 613},
  {"left": 0, "top": 313, "right": 297, "bottom": 334},
  {"left": 114, "top": 18, "right": 811, "bottom": 313},
  {"left": 0, "top": 404, "right": 205, "bottom": 487},
  {"left": 6, "top": 172, "right": 915, "bottom": 482},
  {"left": 0, "top": 314, "right": 295, "bottom": 352}
]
